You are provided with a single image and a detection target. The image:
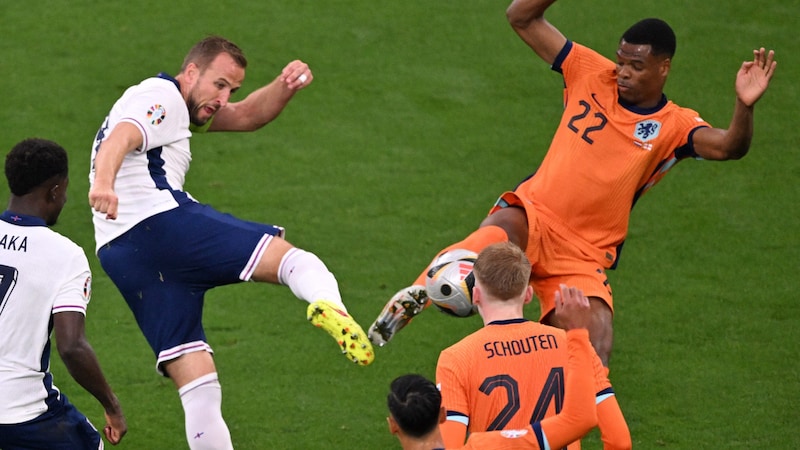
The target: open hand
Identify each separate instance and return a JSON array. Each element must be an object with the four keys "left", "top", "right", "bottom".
[{"left": 736, "top": 48, "right": 776, "bottom": 107}]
